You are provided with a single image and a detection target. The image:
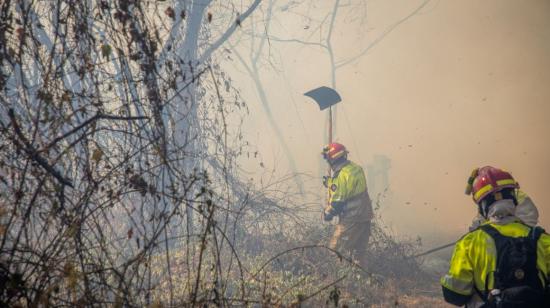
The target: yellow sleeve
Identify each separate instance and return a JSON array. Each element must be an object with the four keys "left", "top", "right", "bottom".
[
  {"left": 441, "top": 234, "right": 475, "bottom": 296},
  {"left": 537, "top": 233, "right": 550, "bottom": 279}
]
